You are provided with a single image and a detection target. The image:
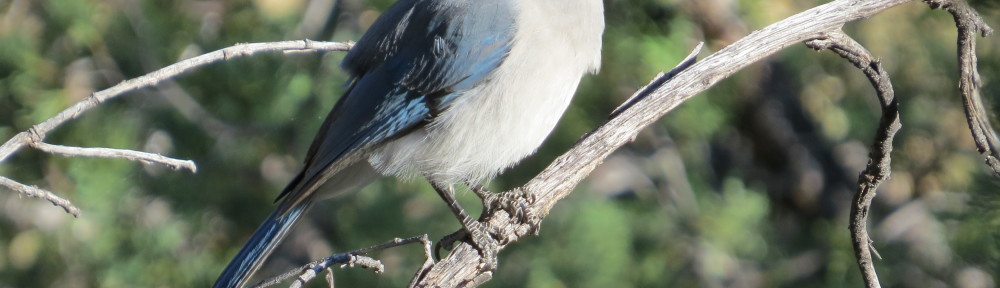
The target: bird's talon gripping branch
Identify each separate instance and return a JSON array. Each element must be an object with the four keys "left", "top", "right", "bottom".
[
  {"left": 461, "top": 219, "right": 500, "bottom": 271},
  {"left": 432, "top": 218, "right": 499, "bottom": 271},
  {"left": 435, "top": 229, "right": 466, "bottom": 259},
  {"left": 469, "top": 184, "right": 498, "bottom": 219},
  {"left": 468, "top": 184, "right": 534, "bottom": 232},
  {"left": 431, "top": 183, "right": 500, "bottom": 270}
]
